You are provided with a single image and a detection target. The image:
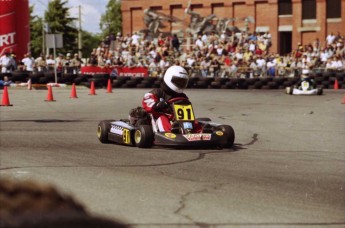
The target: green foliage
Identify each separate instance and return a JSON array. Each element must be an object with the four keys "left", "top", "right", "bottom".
[
  {"left": 44, "top": 0, "right": 78, "bottom": 54},
  {"left": 29, "top": 0, "right": 107, "bottom": 58},
  {"left": 29, "top": 5, "right": 44, "bottom": 57},
  {"left": 100, "top": 0, "right": 122, "bottom": 38},
  {"left": 81, "top": 31, "right": 101, "bottom": 57}
]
